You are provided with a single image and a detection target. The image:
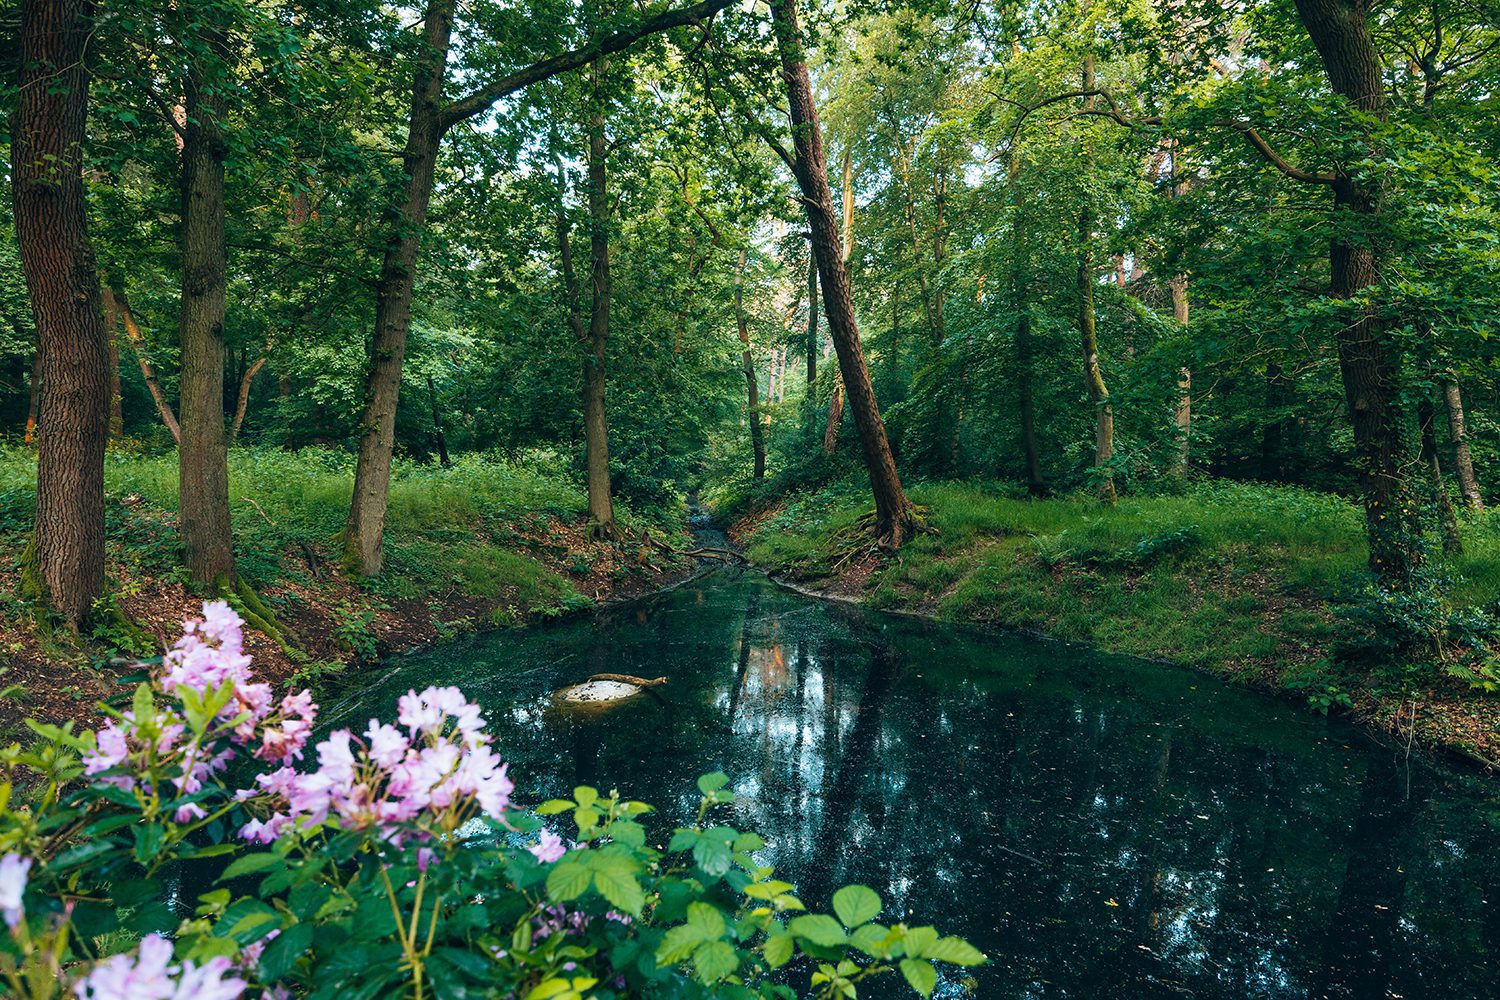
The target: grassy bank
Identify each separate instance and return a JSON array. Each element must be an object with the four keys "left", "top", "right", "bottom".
[
  {"left": 726, "top": 474, "right": 1500, "bottom": 765},
  {"left": 0, "top": 447, "right": 691, "bottom": 734}
]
